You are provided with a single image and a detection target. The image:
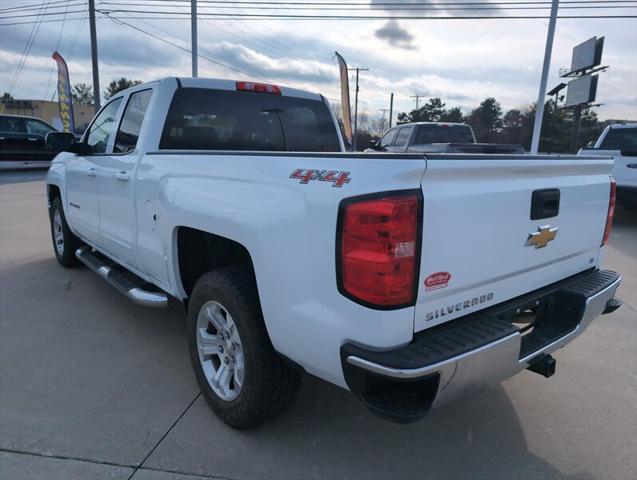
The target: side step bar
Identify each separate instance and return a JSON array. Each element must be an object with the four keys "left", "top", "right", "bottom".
[{"left": 75, "top": 246, "right": 168, "bottom": 308}]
